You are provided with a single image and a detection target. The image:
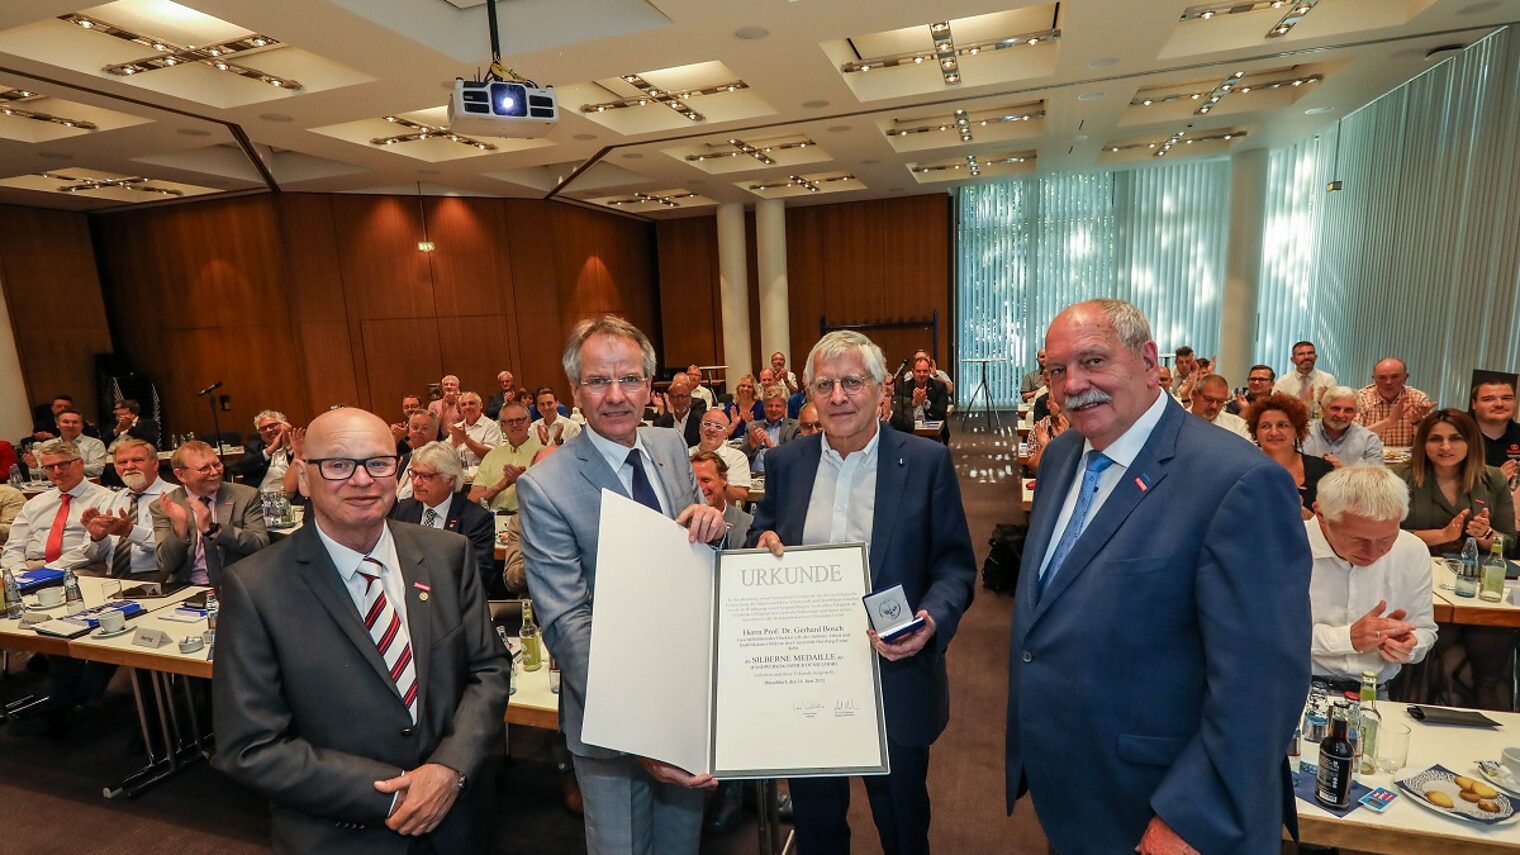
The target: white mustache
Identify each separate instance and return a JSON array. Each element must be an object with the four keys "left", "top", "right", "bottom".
[{"left": 1062, "top": 388, "right": 1113, "bottom": 410}]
